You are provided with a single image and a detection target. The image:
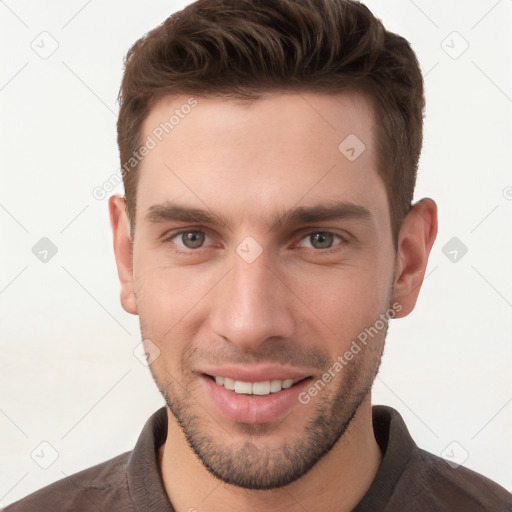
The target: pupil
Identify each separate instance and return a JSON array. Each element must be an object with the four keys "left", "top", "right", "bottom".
[
  {"left": 312, "top": 232, "right": 332, "bottom": 249},
  {"left": 183, "top": 232, "right": 204, "bottom": 248}
]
